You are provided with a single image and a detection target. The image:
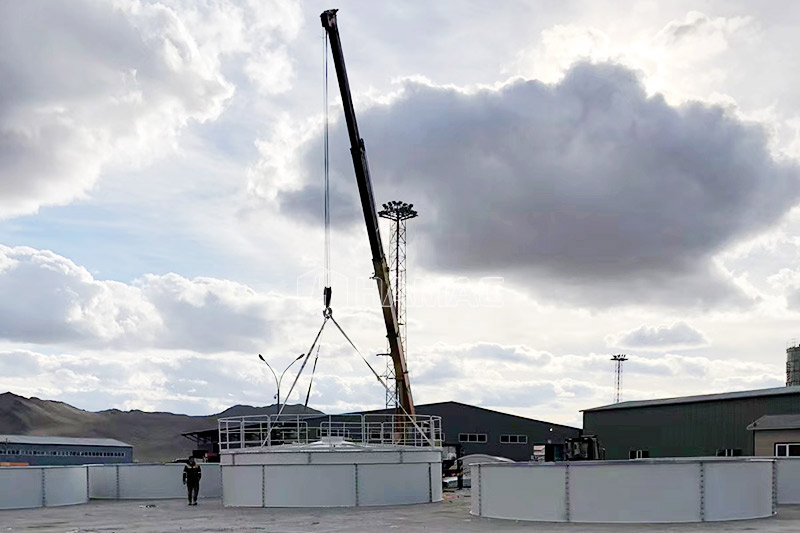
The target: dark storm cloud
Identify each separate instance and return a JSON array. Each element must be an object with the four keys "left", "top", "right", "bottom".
[{"left": 278, "top": 62, "right": 800, "bottom": 307}]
